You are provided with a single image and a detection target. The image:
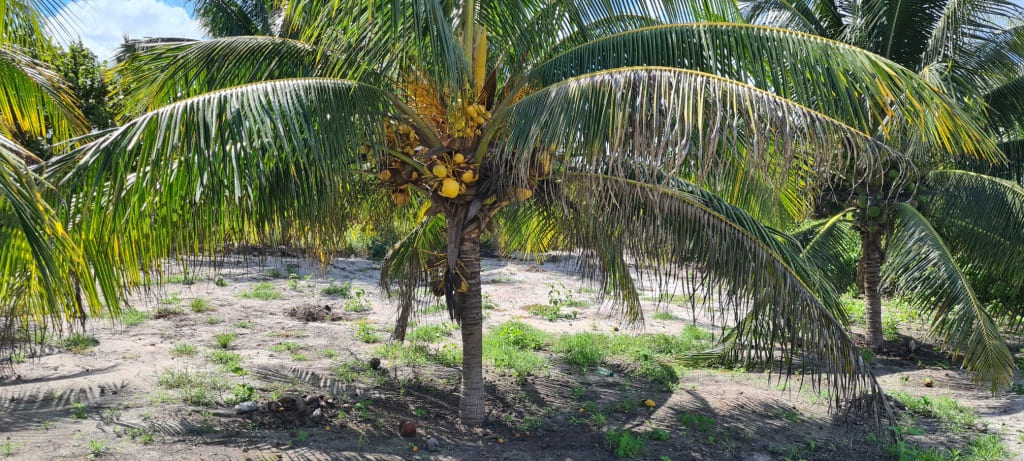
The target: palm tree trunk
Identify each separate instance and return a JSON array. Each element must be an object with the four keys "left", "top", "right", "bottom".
[
  {"left": 860, "top": 230, "right": 884, "bottom": 349},
  {"left": 391, "top": 298, "right": 411, "bottom": 342},
  {"left": 456, "top": 226, "right": 485, "bottom": 426}
]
